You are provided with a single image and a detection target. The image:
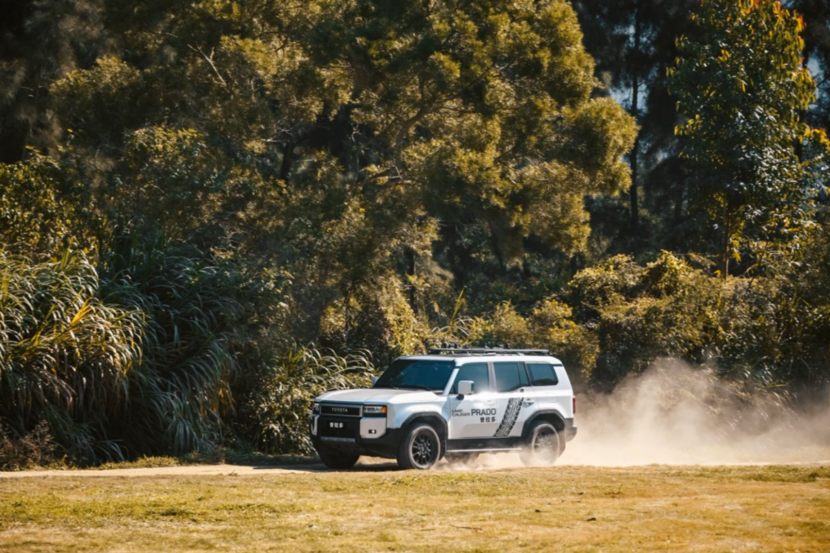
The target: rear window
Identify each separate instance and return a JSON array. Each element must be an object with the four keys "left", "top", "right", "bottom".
[
  {"left": 494, "top": 362, "right": 530, "bottom": 393},
  {"left": 527, "top": 363, "right": 559, "bottom": 386}
]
